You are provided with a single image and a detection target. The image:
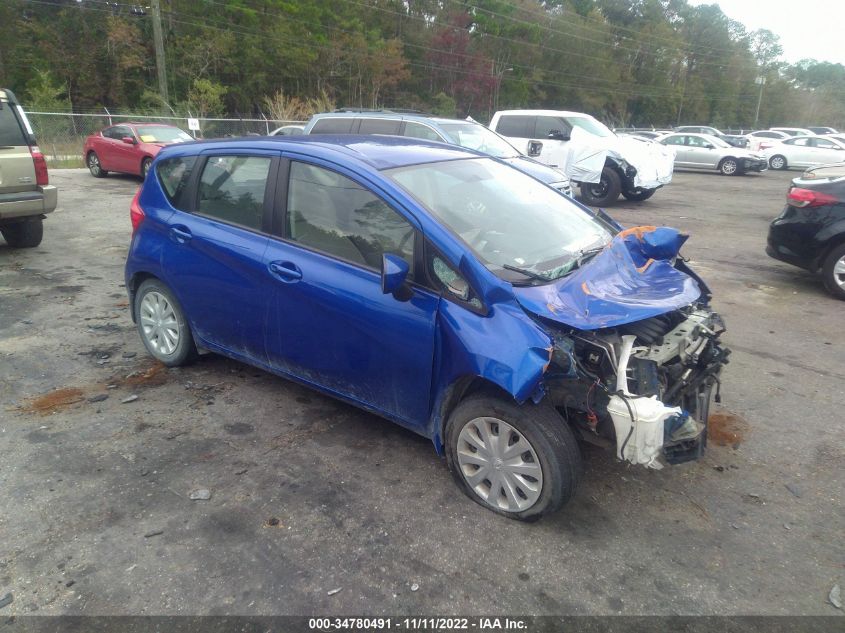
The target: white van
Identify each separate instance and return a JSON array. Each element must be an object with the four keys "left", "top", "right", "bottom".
[{"left": 490, "top": 110, "right": 674, "bottom": 206}]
